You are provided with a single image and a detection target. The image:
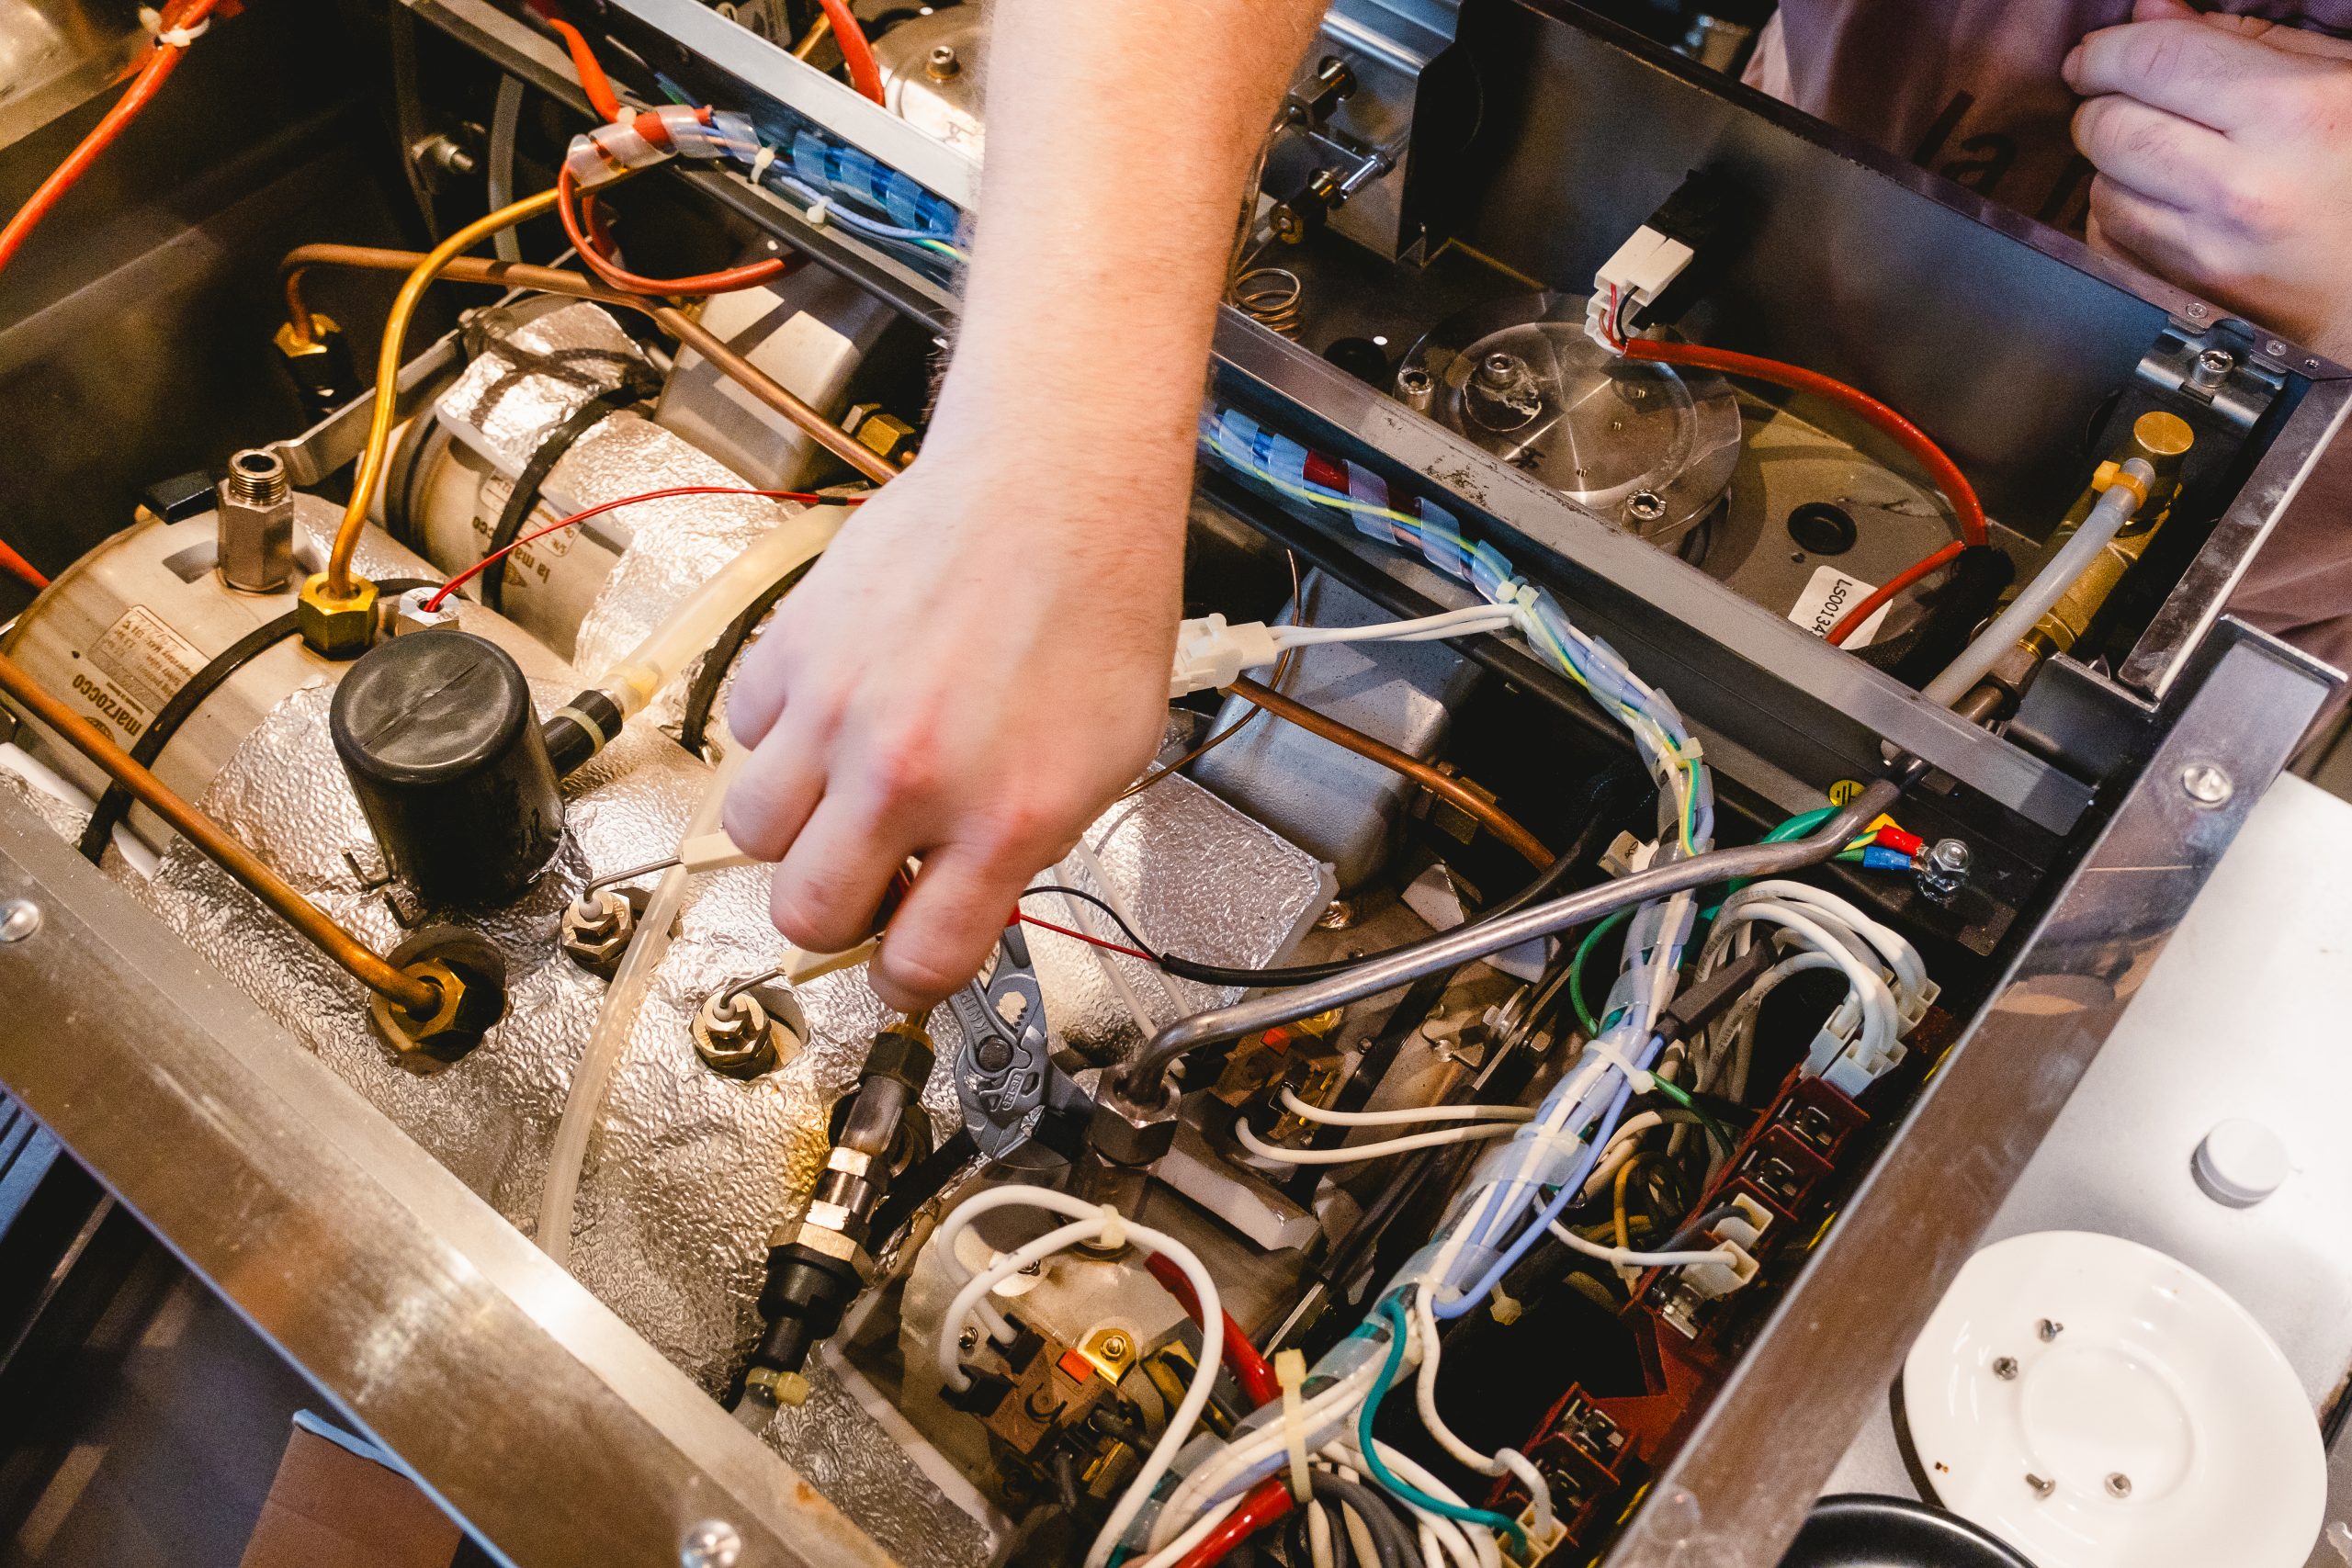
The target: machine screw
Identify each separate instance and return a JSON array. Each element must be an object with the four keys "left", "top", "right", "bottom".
[
  {"left": 0, "top": 898, "right": 40, "bottom": 943},
  {"left": 2188, "top": 347, "right": 2235, "bottom": 392},
  {"left": 1316, "top": 899, "right": 1358, "bottom": 931},
  {"left": 2039, "top": 1318, "right": 2064, "bottom": 1341},
  {"left": 2267, "top": 339, "right": 2289, "bottom": 357},
  {"left": 925, "top": 42, "right": 960, "bottom": 78},
  {"left": 1915, "top": 838, "right": 1973, "bottom": 906},
  {"left": 1992, "top": 1356, "right": 2018, "bottom": 1380},
  {"left": 1625, "top": 490, "right": 1668, "bottom": 525},
  {"left": 1477, "top": 351, "right": 1524, "bottom": 389},
  {"left": 1100, "top": 1331, "right": 1132, "bottom": 1361},
  {"left": 2186, "top": 302, "right": 2210, "bottom": 320},
  {"left": 679, "top": 1518, "right": 743, "bottom": 1568},
  {"left": 2026, "top": 1473, "right": 2055, "bottom": 1499},
  {"left": 2106, "top": 1472, "right": 2132, "bottom": 1498},
  {"left": 2181, "top": 762, "right": 2233, "bottom": 807}
]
